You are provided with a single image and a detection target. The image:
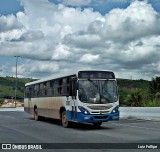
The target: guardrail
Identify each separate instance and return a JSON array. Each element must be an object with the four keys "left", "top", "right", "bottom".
[
  {"left": 120, "top": 107, "right": 160, "bottom": 121},
  {"left": 0, "top": 107, "right": 24, "bottom": 111}
]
